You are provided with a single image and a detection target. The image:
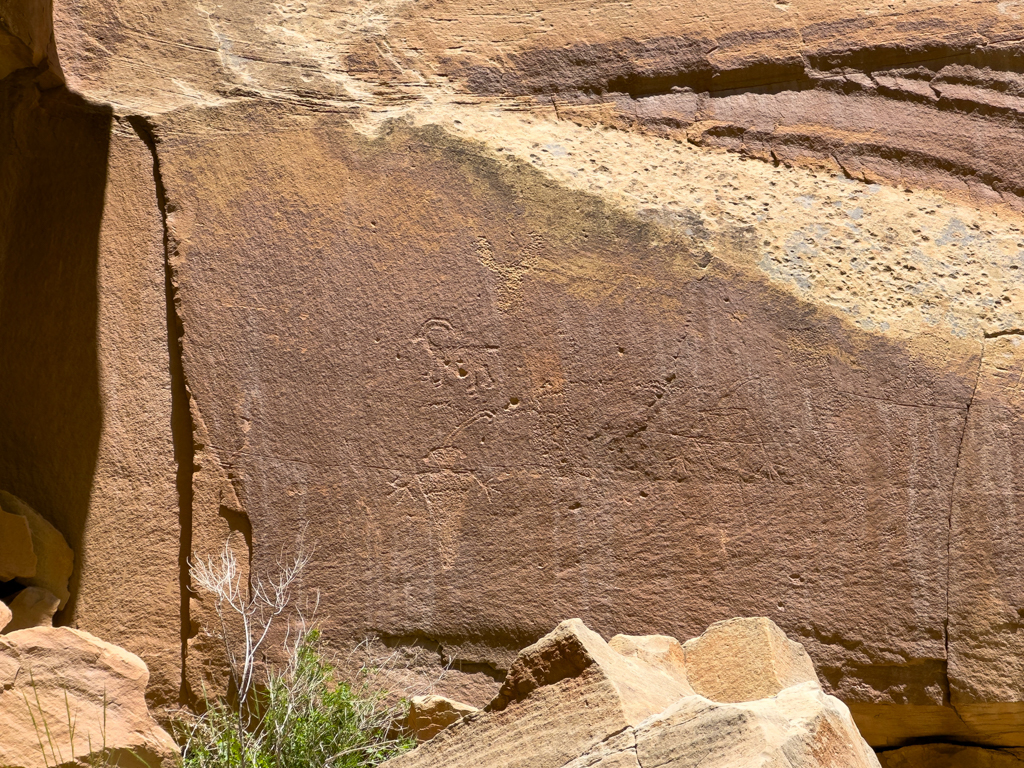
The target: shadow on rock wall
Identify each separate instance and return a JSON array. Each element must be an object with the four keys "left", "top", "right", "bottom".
[{"left": 0, "top": 72, "right": 111, "bottom": 624}]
